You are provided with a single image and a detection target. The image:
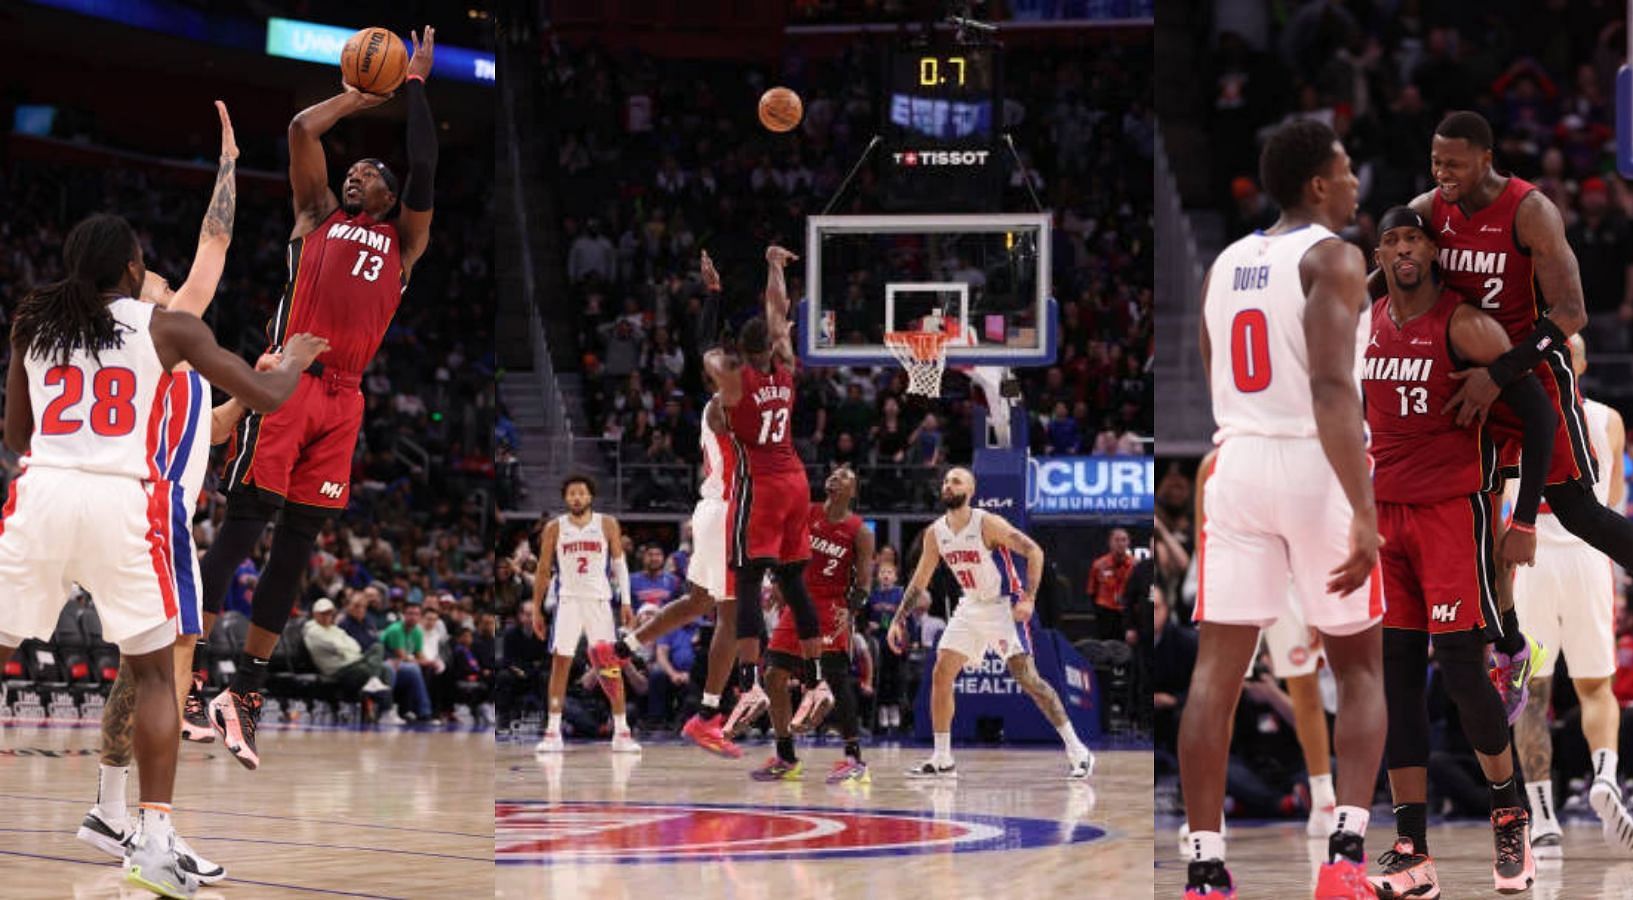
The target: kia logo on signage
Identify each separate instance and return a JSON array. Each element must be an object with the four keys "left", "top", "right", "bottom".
[
  {"left": 892, "top": 150, "right": 991, "bottom": 167},
  {"left": 976, "top": 497, "right": 1014, "bottom": 509},
  {"left": 1027, "top": 456, "right": 1153, "bottom": 515}
]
